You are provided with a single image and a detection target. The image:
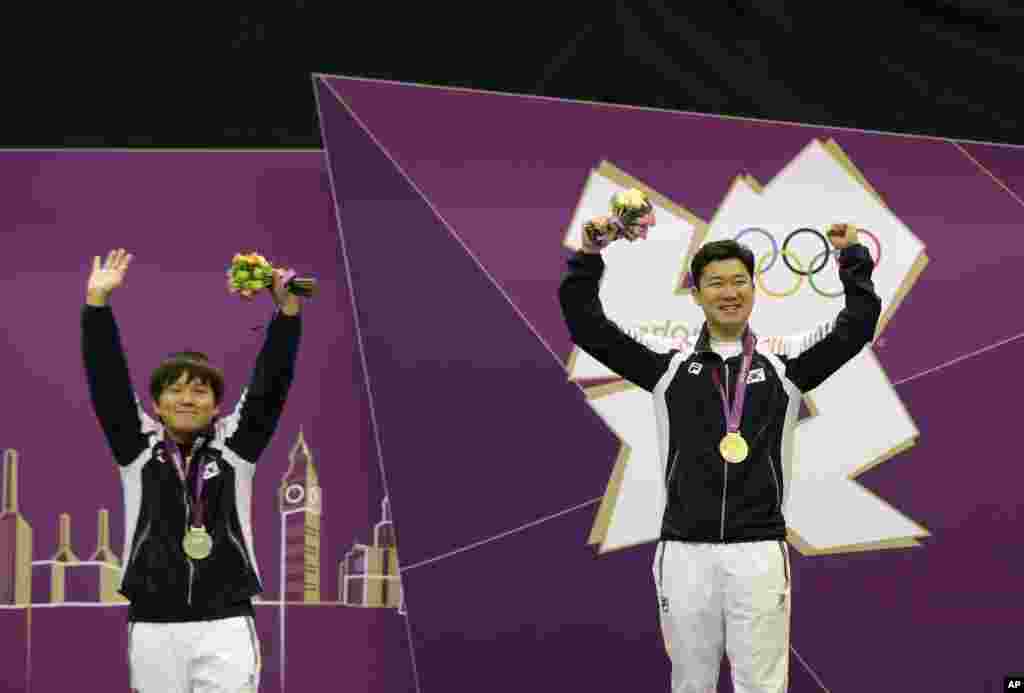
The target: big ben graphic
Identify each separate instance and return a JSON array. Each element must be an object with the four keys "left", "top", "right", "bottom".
[{"left": 279, "top": 430, "right": 321, "bottom": 602}]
